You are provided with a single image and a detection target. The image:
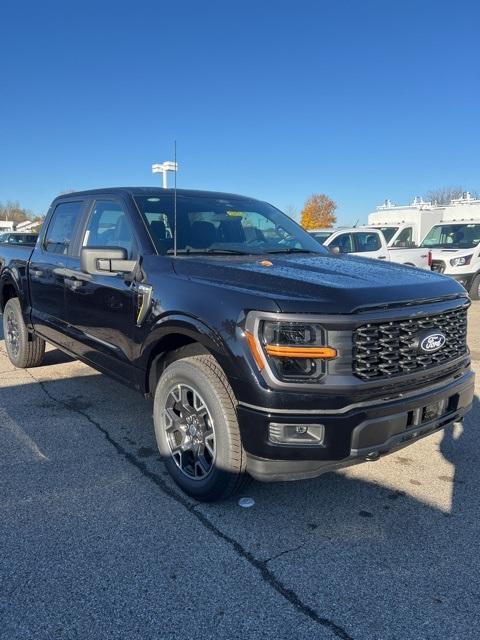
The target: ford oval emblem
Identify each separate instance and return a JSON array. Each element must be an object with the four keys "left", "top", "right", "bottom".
[{"left": 420, "top": 333, "right": 446, "bottom": 353}]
